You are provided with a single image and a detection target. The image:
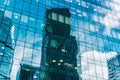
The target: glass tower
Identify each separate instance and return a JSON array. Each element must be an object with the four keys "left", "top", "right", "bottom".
[
  {"left": 0, "top": 10, "right": 14, "bottom": 79},
  {"left": 107, "top": 55, "right": 120, "bottom": 80},
  {"left": 0, "top": 0, "right": 120, "bottom": 80}
]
